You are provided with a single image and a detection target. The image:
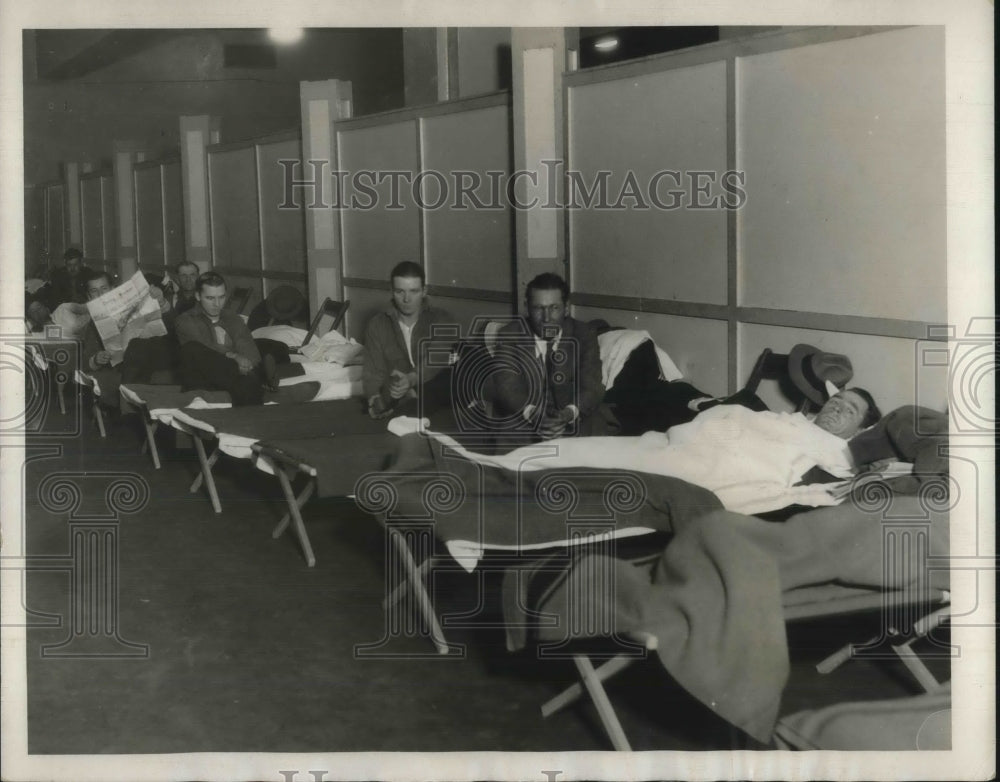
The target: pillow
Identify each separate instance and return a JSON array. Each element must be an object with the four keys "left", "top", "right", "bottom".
[{"left": 251, "top": 324, "right": 309, "bottom": 347}]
